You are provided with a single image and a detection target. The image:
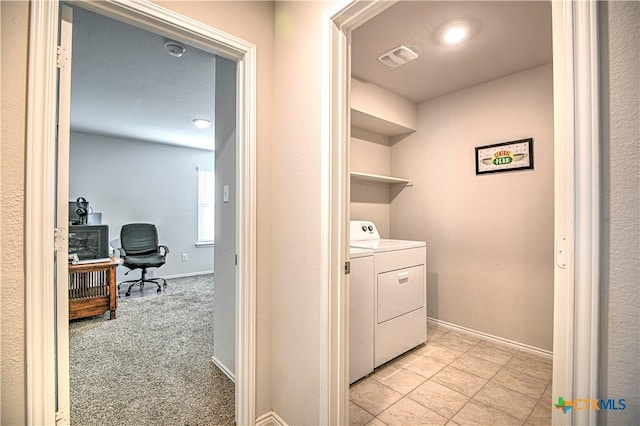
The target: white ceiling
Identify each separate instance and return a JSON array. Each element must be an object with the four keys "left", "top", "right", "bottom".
[
  {"left": 352, "top": 1, "right": 552, "bottom": 103},
  {"left": 70, "top": 7, "right": 217, "bottom": 150},
  {"left": 70, "top": 2, "right": 552, "bottom": 149}
]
